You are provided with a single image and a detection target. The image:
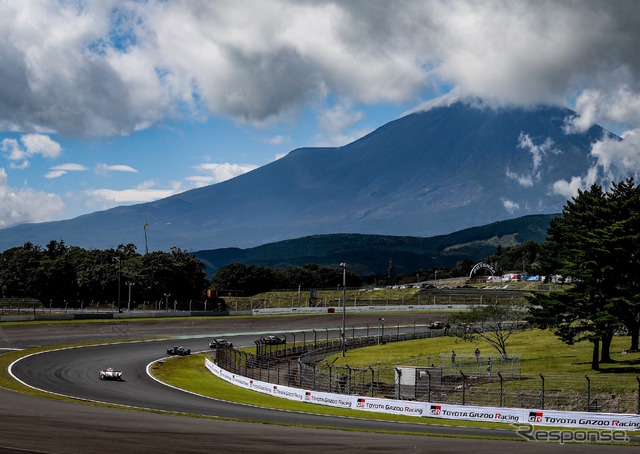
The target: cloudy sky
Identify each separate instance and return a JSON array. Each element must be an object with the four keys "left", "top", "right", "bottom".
[{"left": 1, "top": 0, "right": 640, "bottom": 229}]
